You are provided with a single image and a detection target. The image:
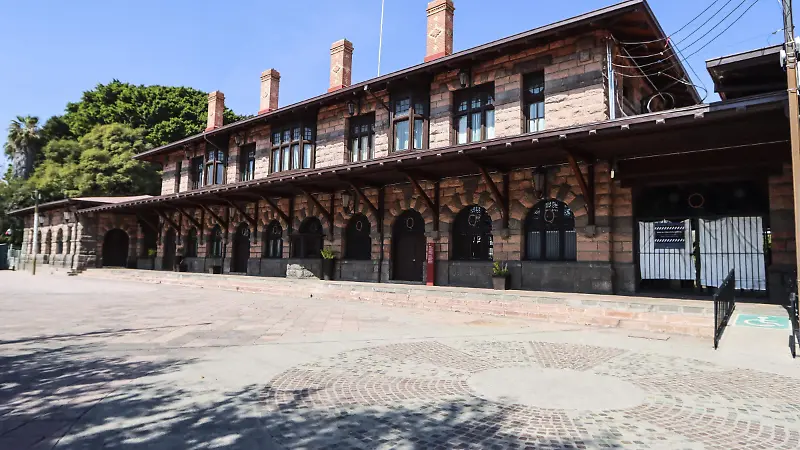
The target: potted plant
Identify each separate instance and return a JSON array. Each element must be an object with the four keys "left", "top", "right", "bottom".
[
  {"left": 492, "top": 261, "right": 510, "bottom": 290},
  {"left": 320, "top": 248, "right": 335, "bottom": 280}
]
